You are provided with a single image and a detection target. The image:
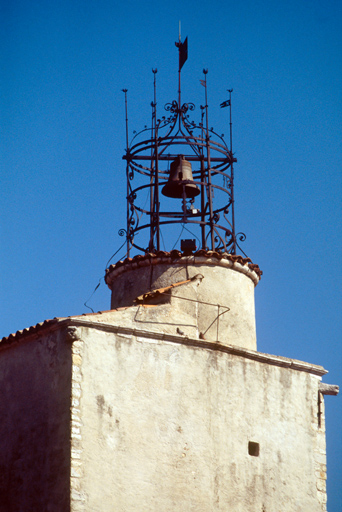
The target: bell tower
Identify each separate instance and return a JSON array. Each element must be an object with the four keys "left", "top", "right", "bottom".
[
  {"left": 102, "top": 38, "right": 338, "bottom": 512},
  {"left": 106, "top": 39, "right": 262, "bottom": 351},
  {"left": 0, "top": 37, "right": 338, "bottom": 512}
]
